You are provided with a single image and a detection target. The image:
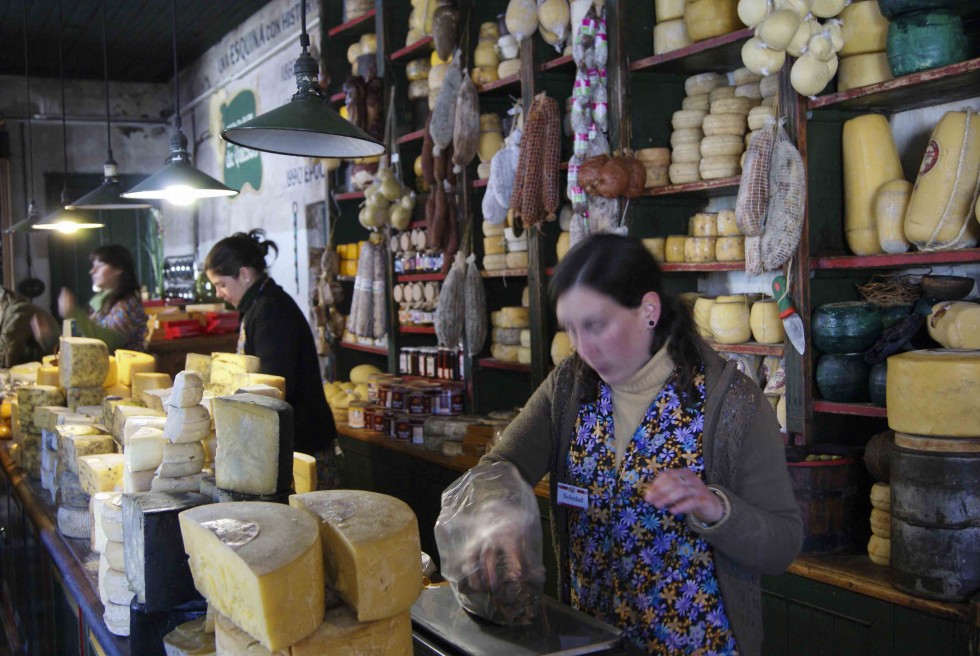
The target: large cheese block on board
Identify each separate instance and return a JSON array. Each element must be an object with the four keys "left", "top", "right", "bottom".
[
  {"left": 77, "top": 453, "right": 125, "bottom": 495},
  {"left": 886, "top": 349, "right": 980, "bottom": 437},
  {"left": 179, "top": 501, "right": 325, "bottom": 651},
  {"left": 289, "top": 490, "right": 421, "bottom": 622},
  {"left": 213, "top": 394, "right": 294, "bottom": 496},
  {"left": 842, "top": 114, "right": 903, "bottom": 255},
  {"left": 163, "top": 617, "right": 214, "bottom": 656},
  {"left": 115, "top": 350, "right": 157, "bottom": 386},
  {"left": 291, "top": 607, "right": 412, "bottom": 656},
  {"left": 209, "top": 353, "right": 260, "bottom": 392},
  {"left": 123, "top": 491, "right": 211, "bottom": 611},
  {"left": 60, "top": 337, "right": 110, "bottom": 388},
  {"left": 132, "top": 373, "right": 173, "bottom": 407},
  {"left": 904, "top": 110, "right": 980, "bottom": 251},
  {"left": 184, "top": 353, "right": 212, "bottom": 386},
  {"left": 62, "top": 434, "right": 116, "bottom": 474}
]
